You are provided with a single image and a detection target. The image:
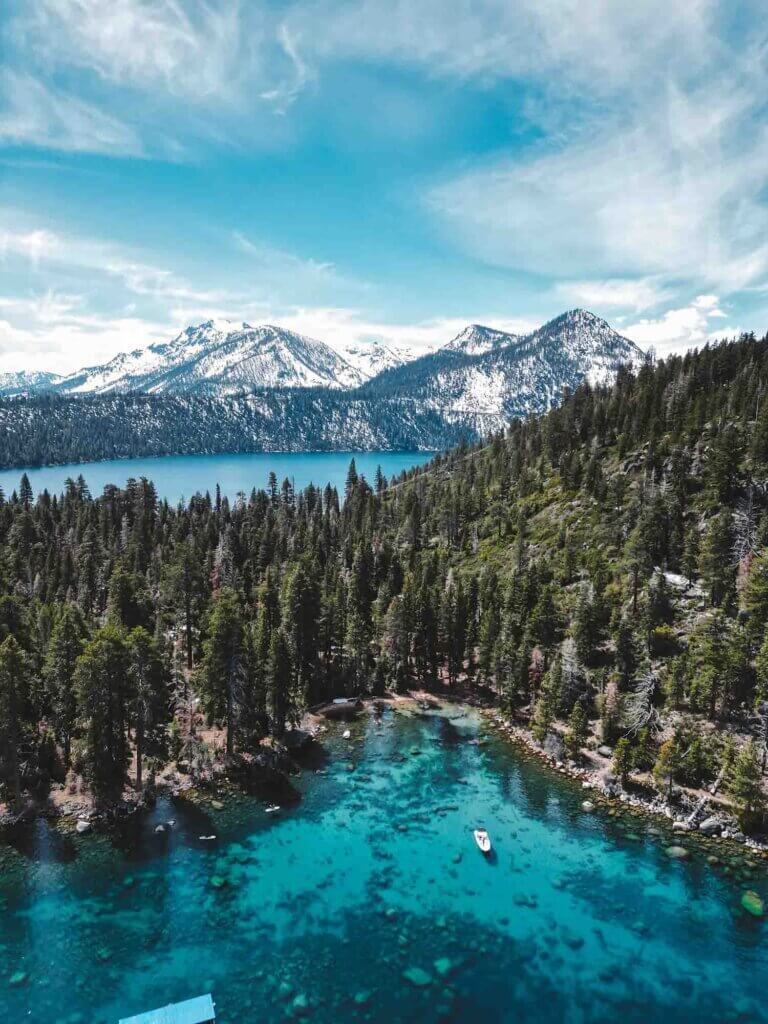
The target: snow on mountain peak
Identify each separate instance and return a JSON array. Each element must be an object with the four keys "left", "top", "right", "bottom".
[
  {"left": 16, "top": 310, "right": 644, "bottom": 414},
  {"left": 442, "top": 324, "right": 521, "bottom": 356}
]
